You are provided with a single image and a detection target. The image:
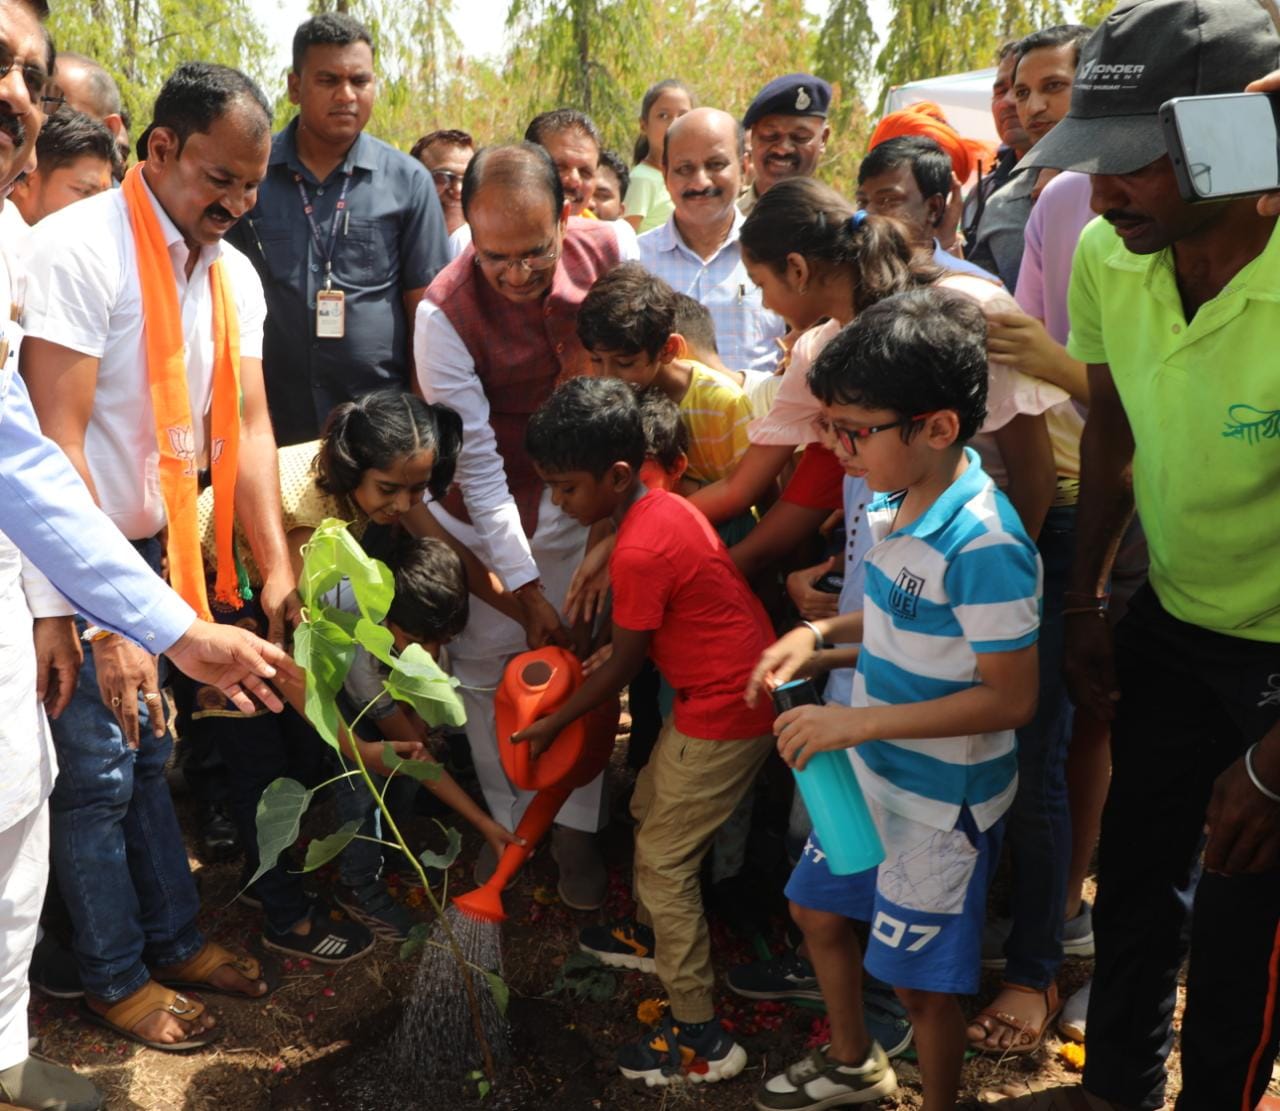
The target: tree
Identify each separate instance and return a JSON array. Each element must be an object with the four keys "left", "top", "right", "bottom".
[
  {"left": 875, "top": 0, "right": 1067, "bottom": 106},
  {"left": 47, "top": 0, "right": 276, "bottom": 138}
]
